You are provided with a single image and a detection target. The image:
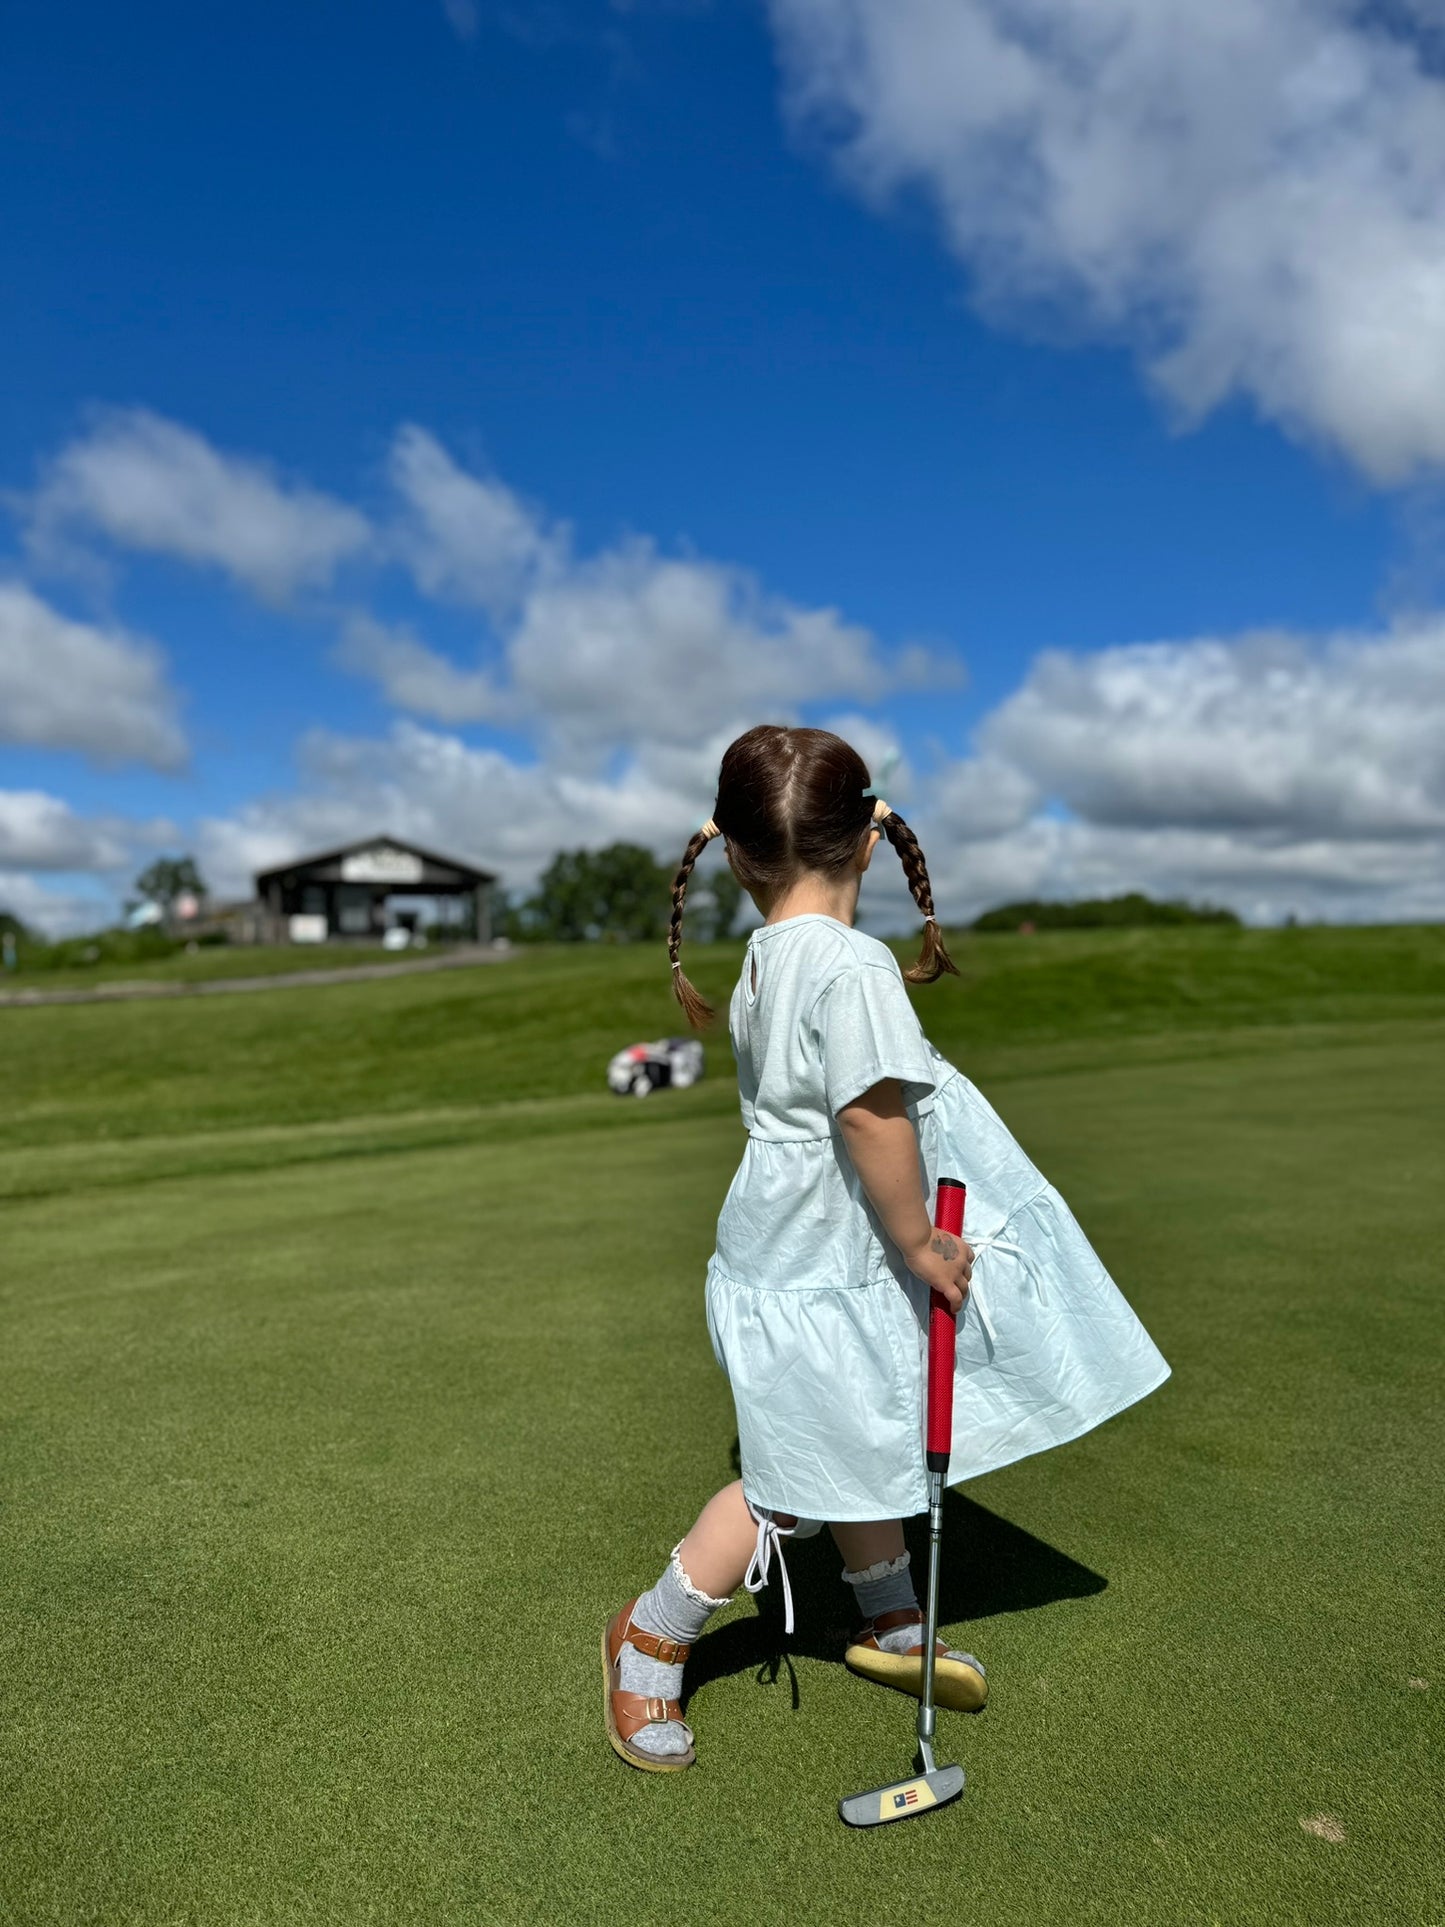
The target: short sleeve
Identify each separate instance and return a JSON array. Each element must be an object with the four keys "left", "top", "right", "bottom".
[{"left": 812, "top": 963, "right": 937, "bottom": 1116}]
